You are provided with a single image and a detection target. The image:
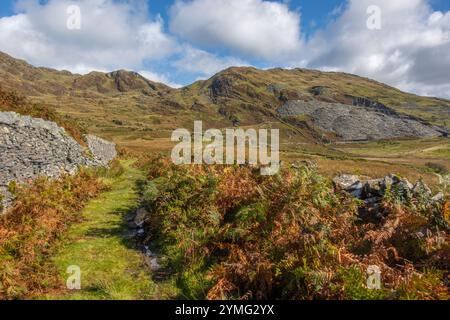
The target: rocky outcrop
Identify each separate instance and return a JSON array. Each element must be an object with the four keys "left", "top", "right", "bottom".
[
  {"left": 0, "top": 111, "right": 116, "bottom": 211},
  {"left": 278, "top": 99, "right": 448, "bottom": 141},
  {"left": 209, "top": 76, "right": 234, "bottom": 101}
]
